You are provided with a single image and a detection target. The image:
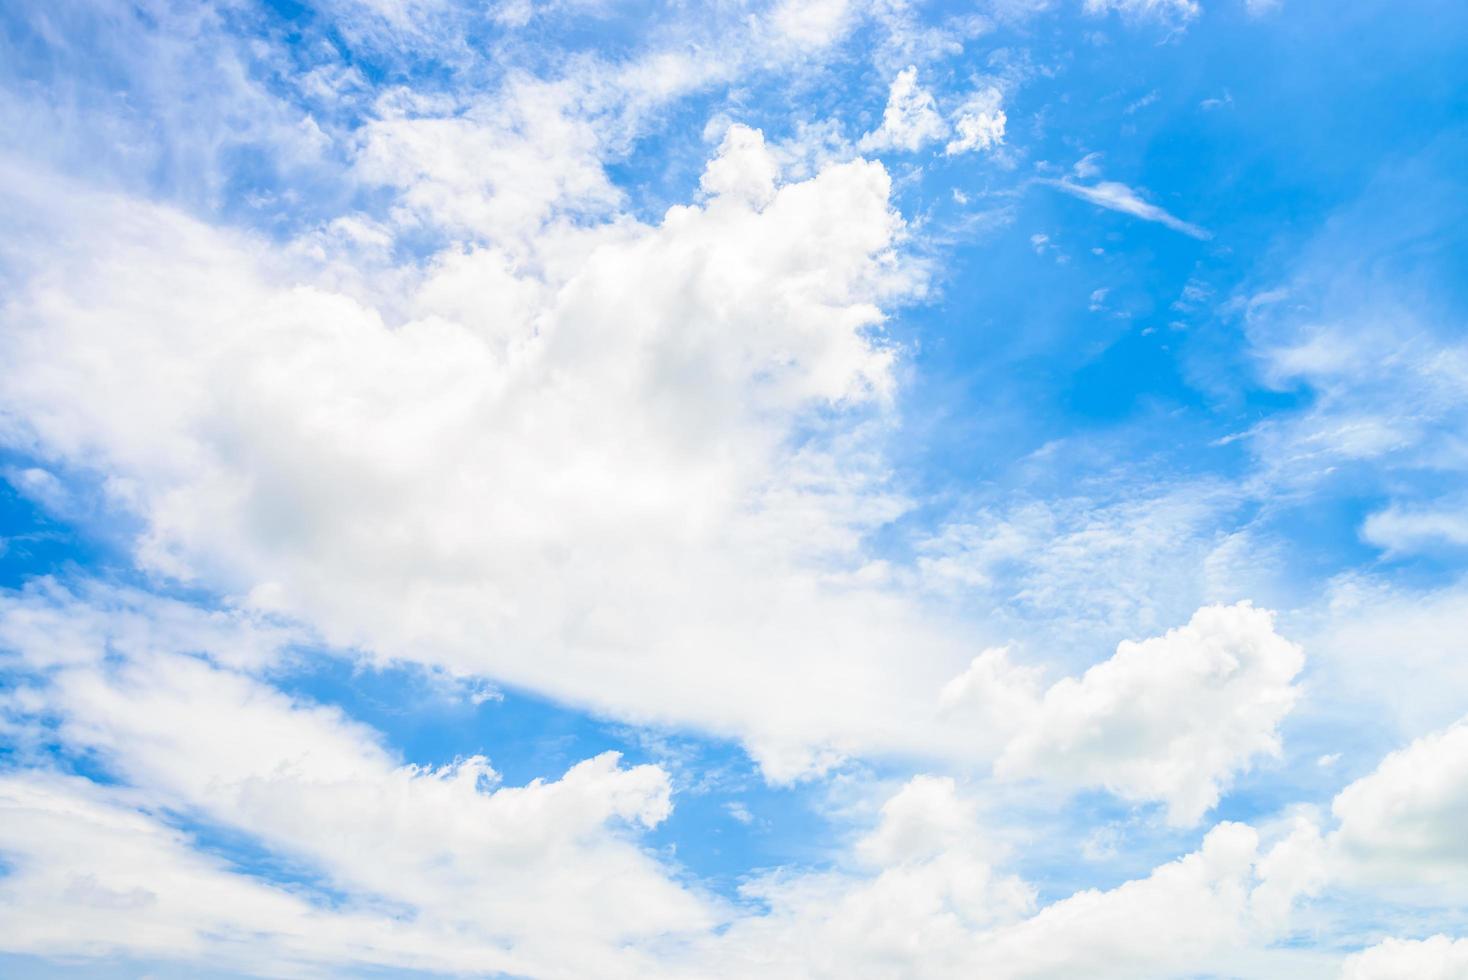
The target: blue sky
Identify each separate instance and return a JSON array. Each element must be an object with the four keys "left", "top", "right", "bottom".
[{"left": 1, "top": 0, "right": 1467, "bottom": 976}]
